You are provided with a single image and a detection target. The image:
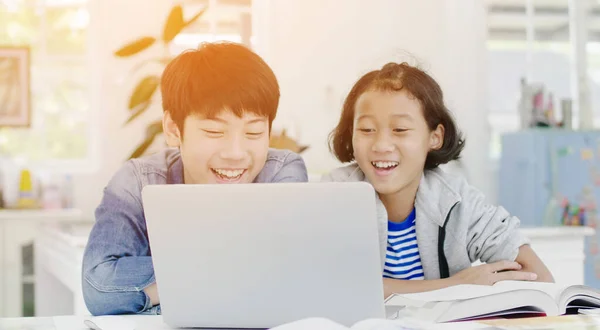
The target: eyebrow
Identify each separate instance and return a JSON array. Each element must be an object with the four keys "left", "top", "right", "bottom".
[
  {"left": 356, "top": 114, "right": 413, "bottom": 121},
  {"left": 205, "top": 117, "right": 267, "bottom": 124}
]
